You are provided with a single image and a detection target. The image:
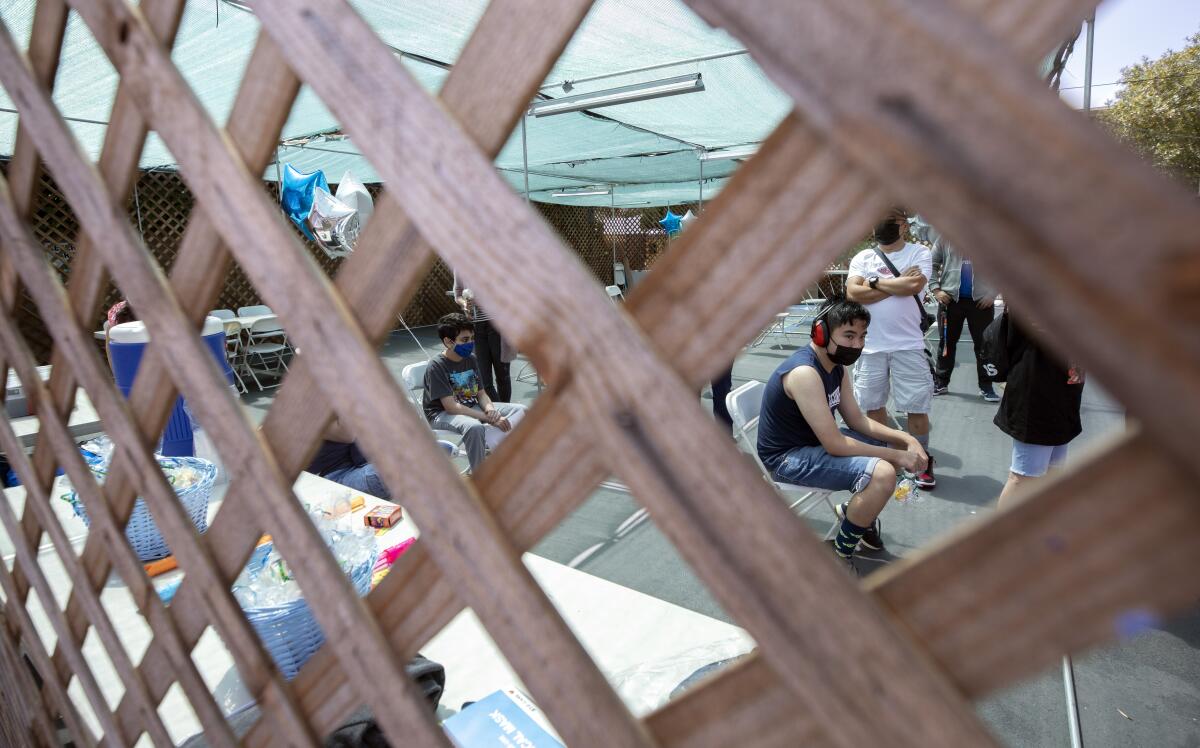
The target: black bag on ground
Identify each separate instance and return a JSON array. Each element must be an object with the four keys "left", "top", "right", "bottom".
[
  {"left": 181, "top": 654, "right": 445, "bottom": 747},
  {"left": 981, "top": 311, "right": 1012, "bottom": 382}
]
